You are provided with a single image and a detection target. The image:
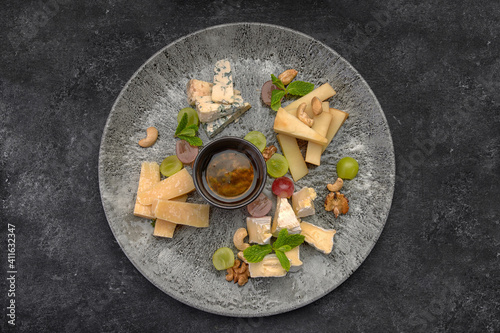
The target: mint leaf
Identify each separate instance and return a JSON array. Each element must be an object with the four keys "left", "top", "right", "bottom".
[
  {"left": 271, "top": 74, "right": 285, "bottom": 90},
  {"left": 243, "top": 244, "right": 273, "bottom": 263},
  {"left": 275, "top": 245, "right": 292, "bottom": 252},
  {"left": 185, "top": 124, "right": 199, "bottom": 132},
  {"left": 275, "top": 250, "right": 290, "bottom": 272},
  {"left": 284, "top": 234, "right": 305, "bottom": 249},
  {"left": 177, "top": 128, "right": 196, "bottom": 137},
  {"left": 272, "top": 229, "right": 290, "bottom": 249},
  {"left": 287, "top": 81, "right": 314, "bottom": 96},
  {"left": 271, "top": 89, "right": 286, "bottom": 111},
  {"left": 175, "top": 113, "right": 188, "bottom": 135},
  {"left": 150, "top": 219, "right": 156, "bottom": 227},
  {"left": 178, "top": 135, "right": 202, "bottom": 146}
]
